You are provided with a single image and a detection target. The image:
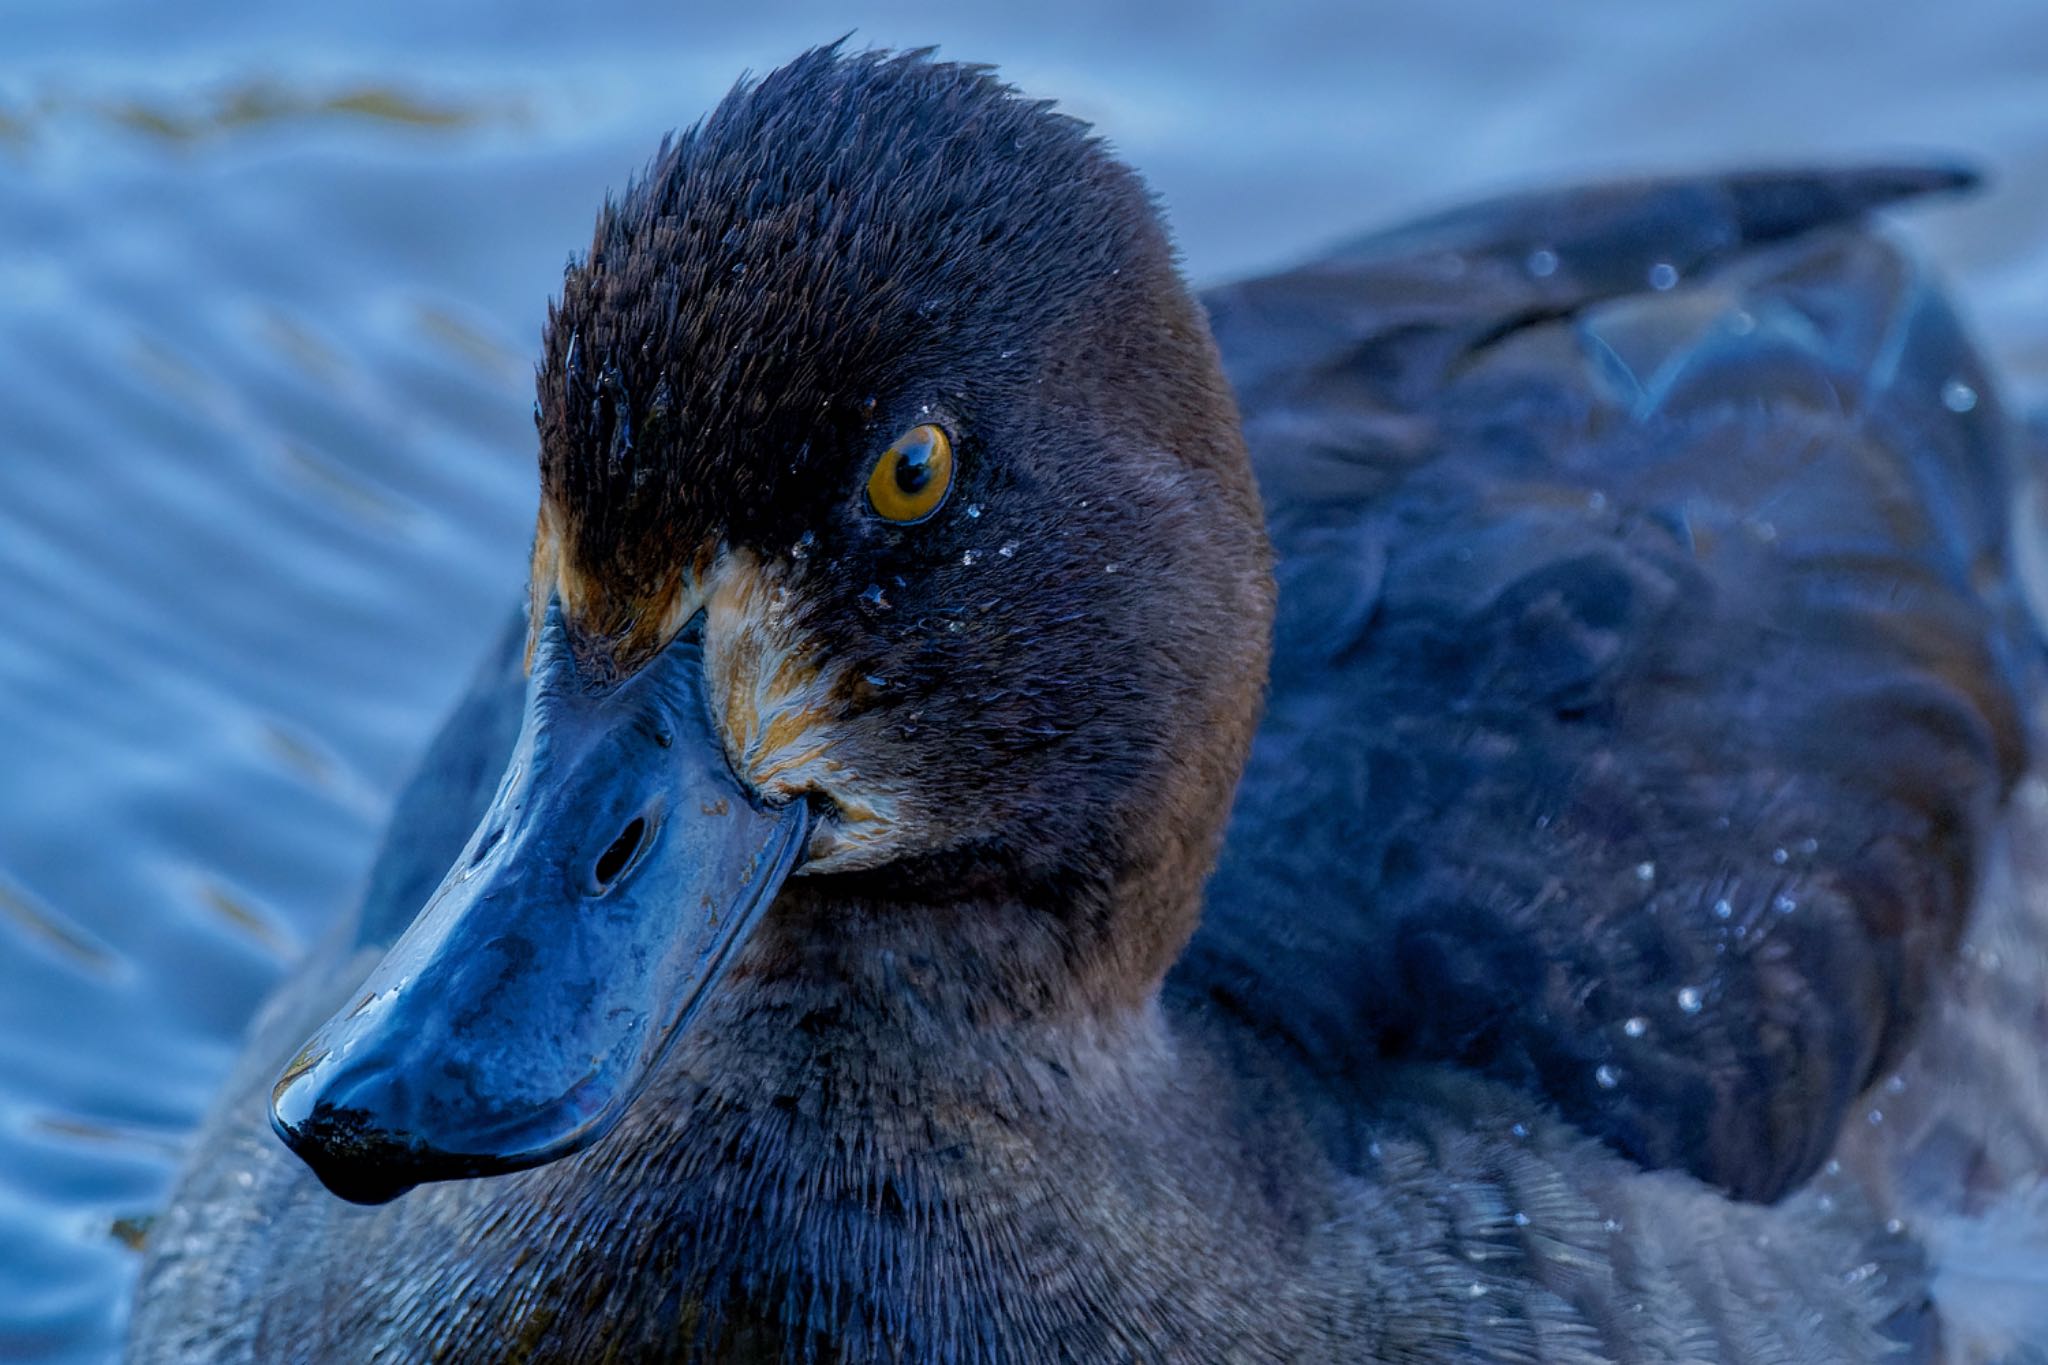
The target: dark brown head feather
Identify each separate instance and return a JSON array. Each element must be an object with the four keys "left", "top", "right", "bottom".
[
  {"left": 535, "top": 45, "right": 1198, "bottom": 664},
  {"left": 535, "top": 45, "right": 1269, "bottom": 1002}
]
